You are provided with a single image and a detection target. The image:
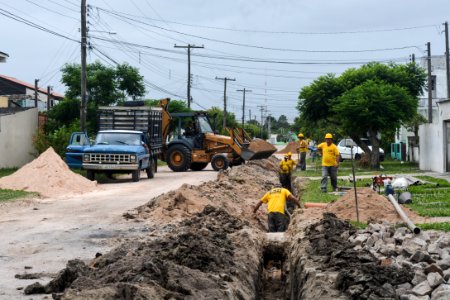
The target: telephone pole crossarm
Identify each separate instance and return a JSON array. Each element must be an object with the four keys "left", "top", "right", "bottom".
[{"left": 215, "top": 76, "right": 236, "bottom": 129}]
